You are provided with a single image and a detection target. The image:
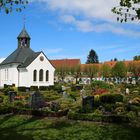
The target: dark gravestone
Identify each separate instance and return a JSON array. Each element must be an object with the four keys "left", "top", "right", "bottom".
[
  {"left": 8, "top": 91, "right": 17, "bottom": 102},
  {"left": 82, "top": 96, "right": 94, "bottom": 112},
  {"left": 30, "top": 91, "right": 45, "bottom": 109}
]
